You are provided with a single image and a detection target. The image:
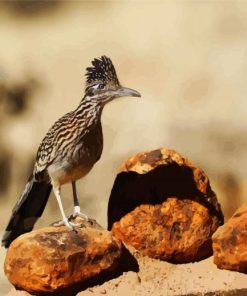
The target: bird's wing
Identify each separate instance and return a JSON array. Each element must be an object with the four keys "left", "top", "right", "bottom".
[
  {"left": 34, "top": 110, "right": 89, "bottom": 178},
  {"left": 34, "top": 111, "right": 74, "bottom": 176}
]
